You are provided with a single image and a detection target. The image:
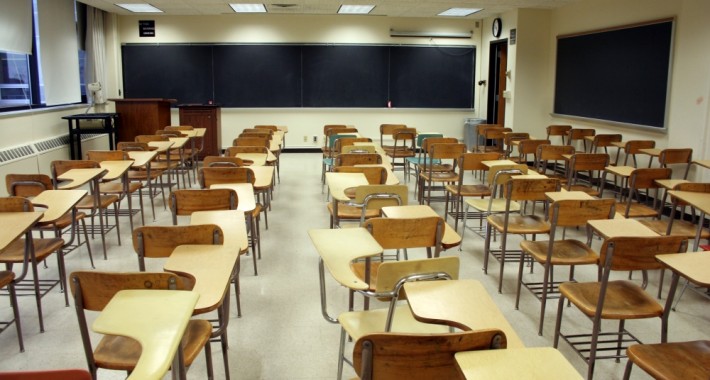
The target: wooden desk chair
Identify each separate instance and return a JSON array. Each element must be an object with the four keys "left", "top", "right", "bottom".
[
  {"left": 335, "top": 137, "right": 372, "bottom": 153},
  {"left": 151, "top": 133, "right": 194, "bottom": 185},
  {"left": 166, "top": 125, "right": 202, "bottom": 181},
  {"left": 484, "top": 177, "right": 560, "bottom": 293},
  {"left": 477, "top": 126, "right": 510, "bottom": 153},
  {"left": 566, "top": 128, "right": 595, "bottom": 152},
  {"left": 0, "top": 197, "right": 66, "bottom": 334},
  {"left": 517, "top": 198, "right": 616, "bottom": 335},
  {"left": 0, "top": 369, "right": 92, "bottom": 379},
  {"left": 321, "top": 134, "right": 359, "bottom": 184},
  {"left": 640, "top": 182, "right": 710, "bottom": 239},
  {"left": 404, "top": 133, "right": 443, "bottom": 181},
  {"left": 546, "top": 124, "right": 572, "bottom": 145},
  {"left": 461, "top": 164, "right": 527, "bottom": 243},
  {"left": 590, "top": 133, "right": 622, "bottom": 155},
  {"left": 617, "top": 140, "right": 656, "bottom": 167},
  {"left": 200, "top": 165, "right": 267, "bottom": 229},
  {"left": 342, "top": 145, "right": 376, "bottom": 154},
  {"left": 224, "top": 145, "right": 269, "bottom": 157},
  {"left": 654, "top": 148, "right": 693, "bottom": 206},
  {"left": 333, "top": 166, "right": 387, "bottom": 185},
  {"left": 232, "top": 136, "right": 269, "bottom": 148},
  {"left": 383, "top": 127, "right": 416, "bottom": 174},
  {"left": 134, "top": 134, "right": 184, "bottom": 189},
  {"left": 535, "top": 144, "right": 575, "bottom": 183},
  {"left": 169, "top": 188, "right": 237, "bottom": 224},
  {"left": 336, "top": 256, "right": 459, "bottom": 380},
  {"left": 69, "top": 271, "right": 214, "bottom": 380},
  {"left": 417, "top": 143, "right": 467, "bottom": 205},
  {"left": 322, "top": 126, "right": 355, "bottom": 157},
  {"left": 623, "top": 340, "right": 710, "bottom": 380},
  {"left": 553, "top": 235, "right": 688, "bottom": 380},
  {"left": 117, "top": 141, "right": 165, "bottom": 219},
  {"left": 503, "top": 132, "right": 529, "bottom": 159},
  {"left": 612, "top": 167, "right": 671, "bottom": 218},
  {"left": 412, "top": 137, "right": 458, "bottom": 194},
  {"left": 379, "top": 124, "right": 407, "bottom": 150},
  {"left": 474, "top": 124, "right": 503, "bottom": 152},
  {"left": 353, "top": 329, "right": 506, "bottom": 380},
  {"left": 203, "top": 155, "right": 244, "bottom": 167},
  {"left": 6, "top": 174, "right": 94, "bottom": 267},
  {"left": 335, "top": 153, "right": 382, "bottom": 167},
  {"left": 86, "top": 150, "right": 145, "bottom": 230},
  {"left": 566, "top": 153, "right": 609, "bottom": 196},
  {"left": 444, "top": 152, "right": 501, "bottom": 230},
  {"left": 50, "top": 160, "right": 121, "bottom": 260},
  {"left": 511, "top": 139, "right": 550, "bottom": 169},
  {"left": 327, "top": 184, "right": 407, "bottom": 228}
]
